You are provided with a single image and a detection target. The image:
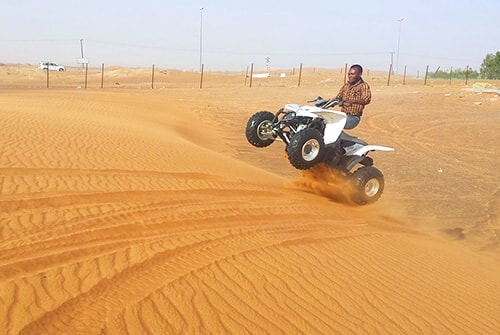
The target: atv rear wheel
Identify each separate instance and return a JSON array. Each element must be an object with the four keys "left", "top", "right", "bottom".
[
  {"left": 246, "top": 111, "right": 275, "bottom": 147},
  {"left": 287, "top": 128, "right": 325, "bottom": 169},
  {"left": 350, "top": 166, "right": 385, "bottom": 205}
]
